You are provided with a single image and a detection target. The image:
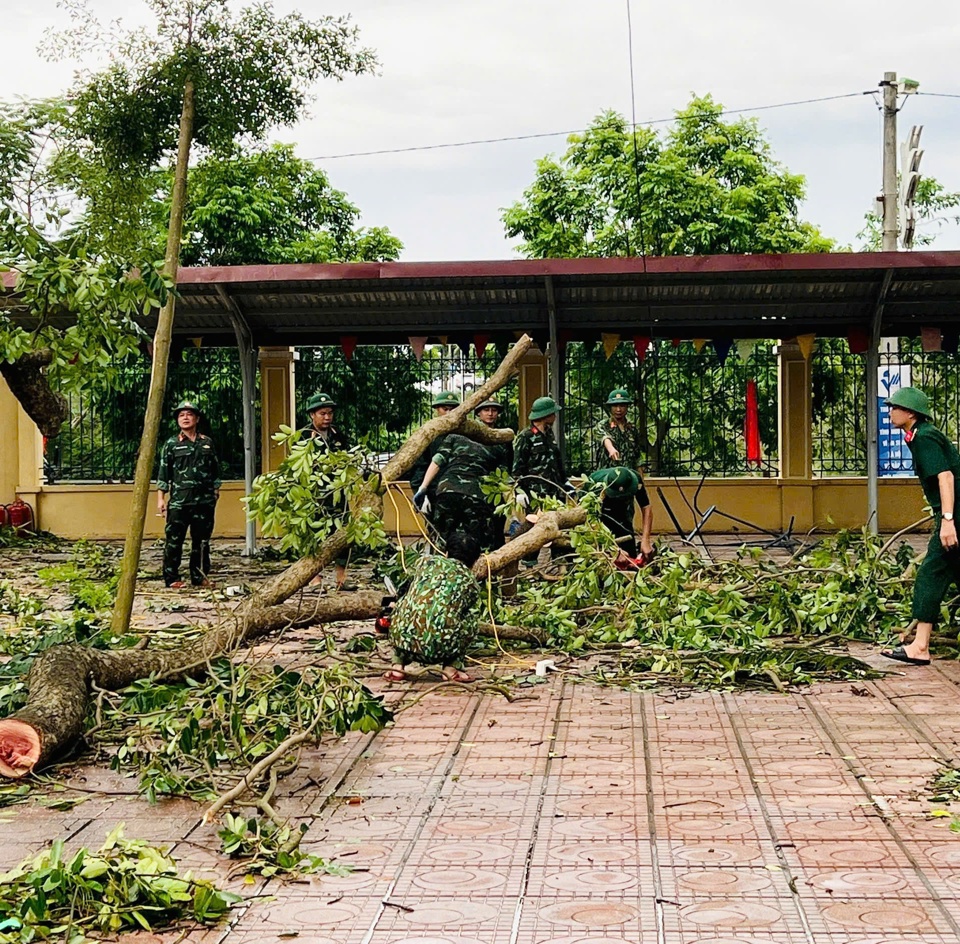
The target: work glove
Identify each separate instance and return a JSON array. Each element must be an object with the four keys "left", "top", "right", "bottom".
[
  {"left": 515, "top": 489, "right": 530, "bottom": 511},
  {"left": 413, "top": 490, "right": 431, "bottom": 515}
]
